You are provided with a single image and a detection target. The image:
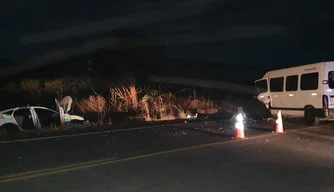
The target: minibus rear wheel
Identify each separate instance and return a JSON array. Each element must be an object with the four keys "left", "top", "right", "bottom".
[{"left": 304, "top": 106, "right": 317, "bottom": 126}]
